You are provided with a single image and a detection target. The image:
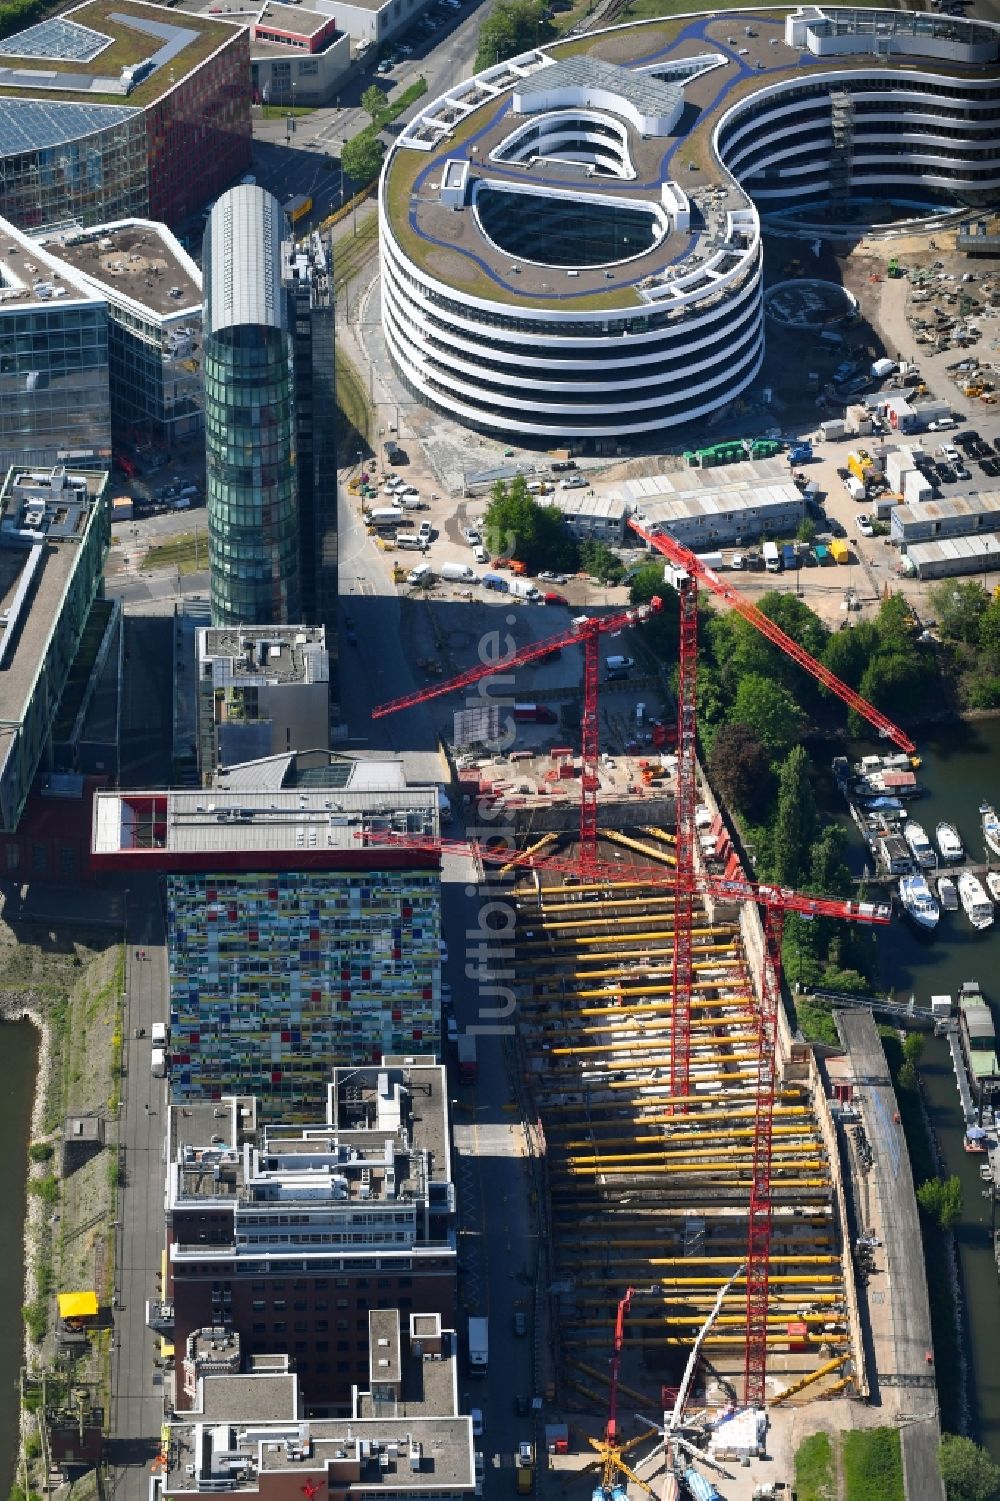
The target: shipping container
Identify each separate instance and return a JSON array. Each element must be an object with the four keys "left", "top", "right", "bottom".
[{"left": 830, "top": 538, "right": 850, "bottom": 564}]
